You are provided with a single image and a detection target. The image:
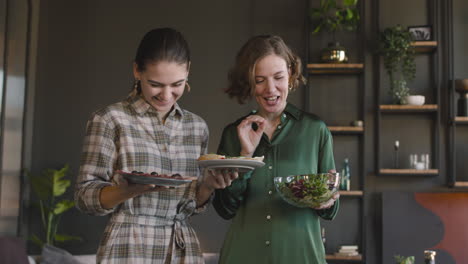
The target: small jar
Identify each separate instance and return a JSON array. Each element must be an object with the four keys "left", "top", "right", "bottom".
[{"left": 424, "top": 250, "right": 436, "bottom": 264}]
